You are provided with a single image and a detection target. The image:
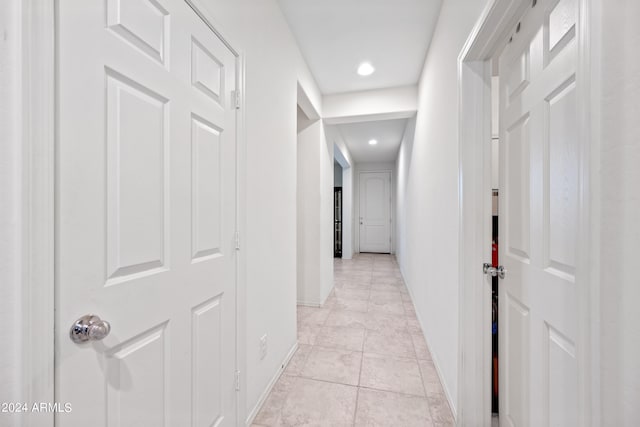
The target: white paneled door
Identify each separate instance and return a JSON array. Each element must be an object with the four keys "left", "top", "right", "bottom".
[
  {"left": 359, "top": 172, "right": 391, "bottom": 253},
  {"left": 499, "top": 0, "right": 579, "bottom": 425},
  {"left": 56, "top": 1, "right": 238, "bottom": 426}
]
